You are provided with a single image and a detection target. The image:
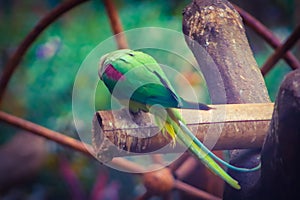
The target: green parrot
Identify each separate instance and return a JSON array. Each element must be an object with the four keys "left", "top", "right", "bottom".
[{"left": 98, "top": 49, "right": 260, "bottom": 190}]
